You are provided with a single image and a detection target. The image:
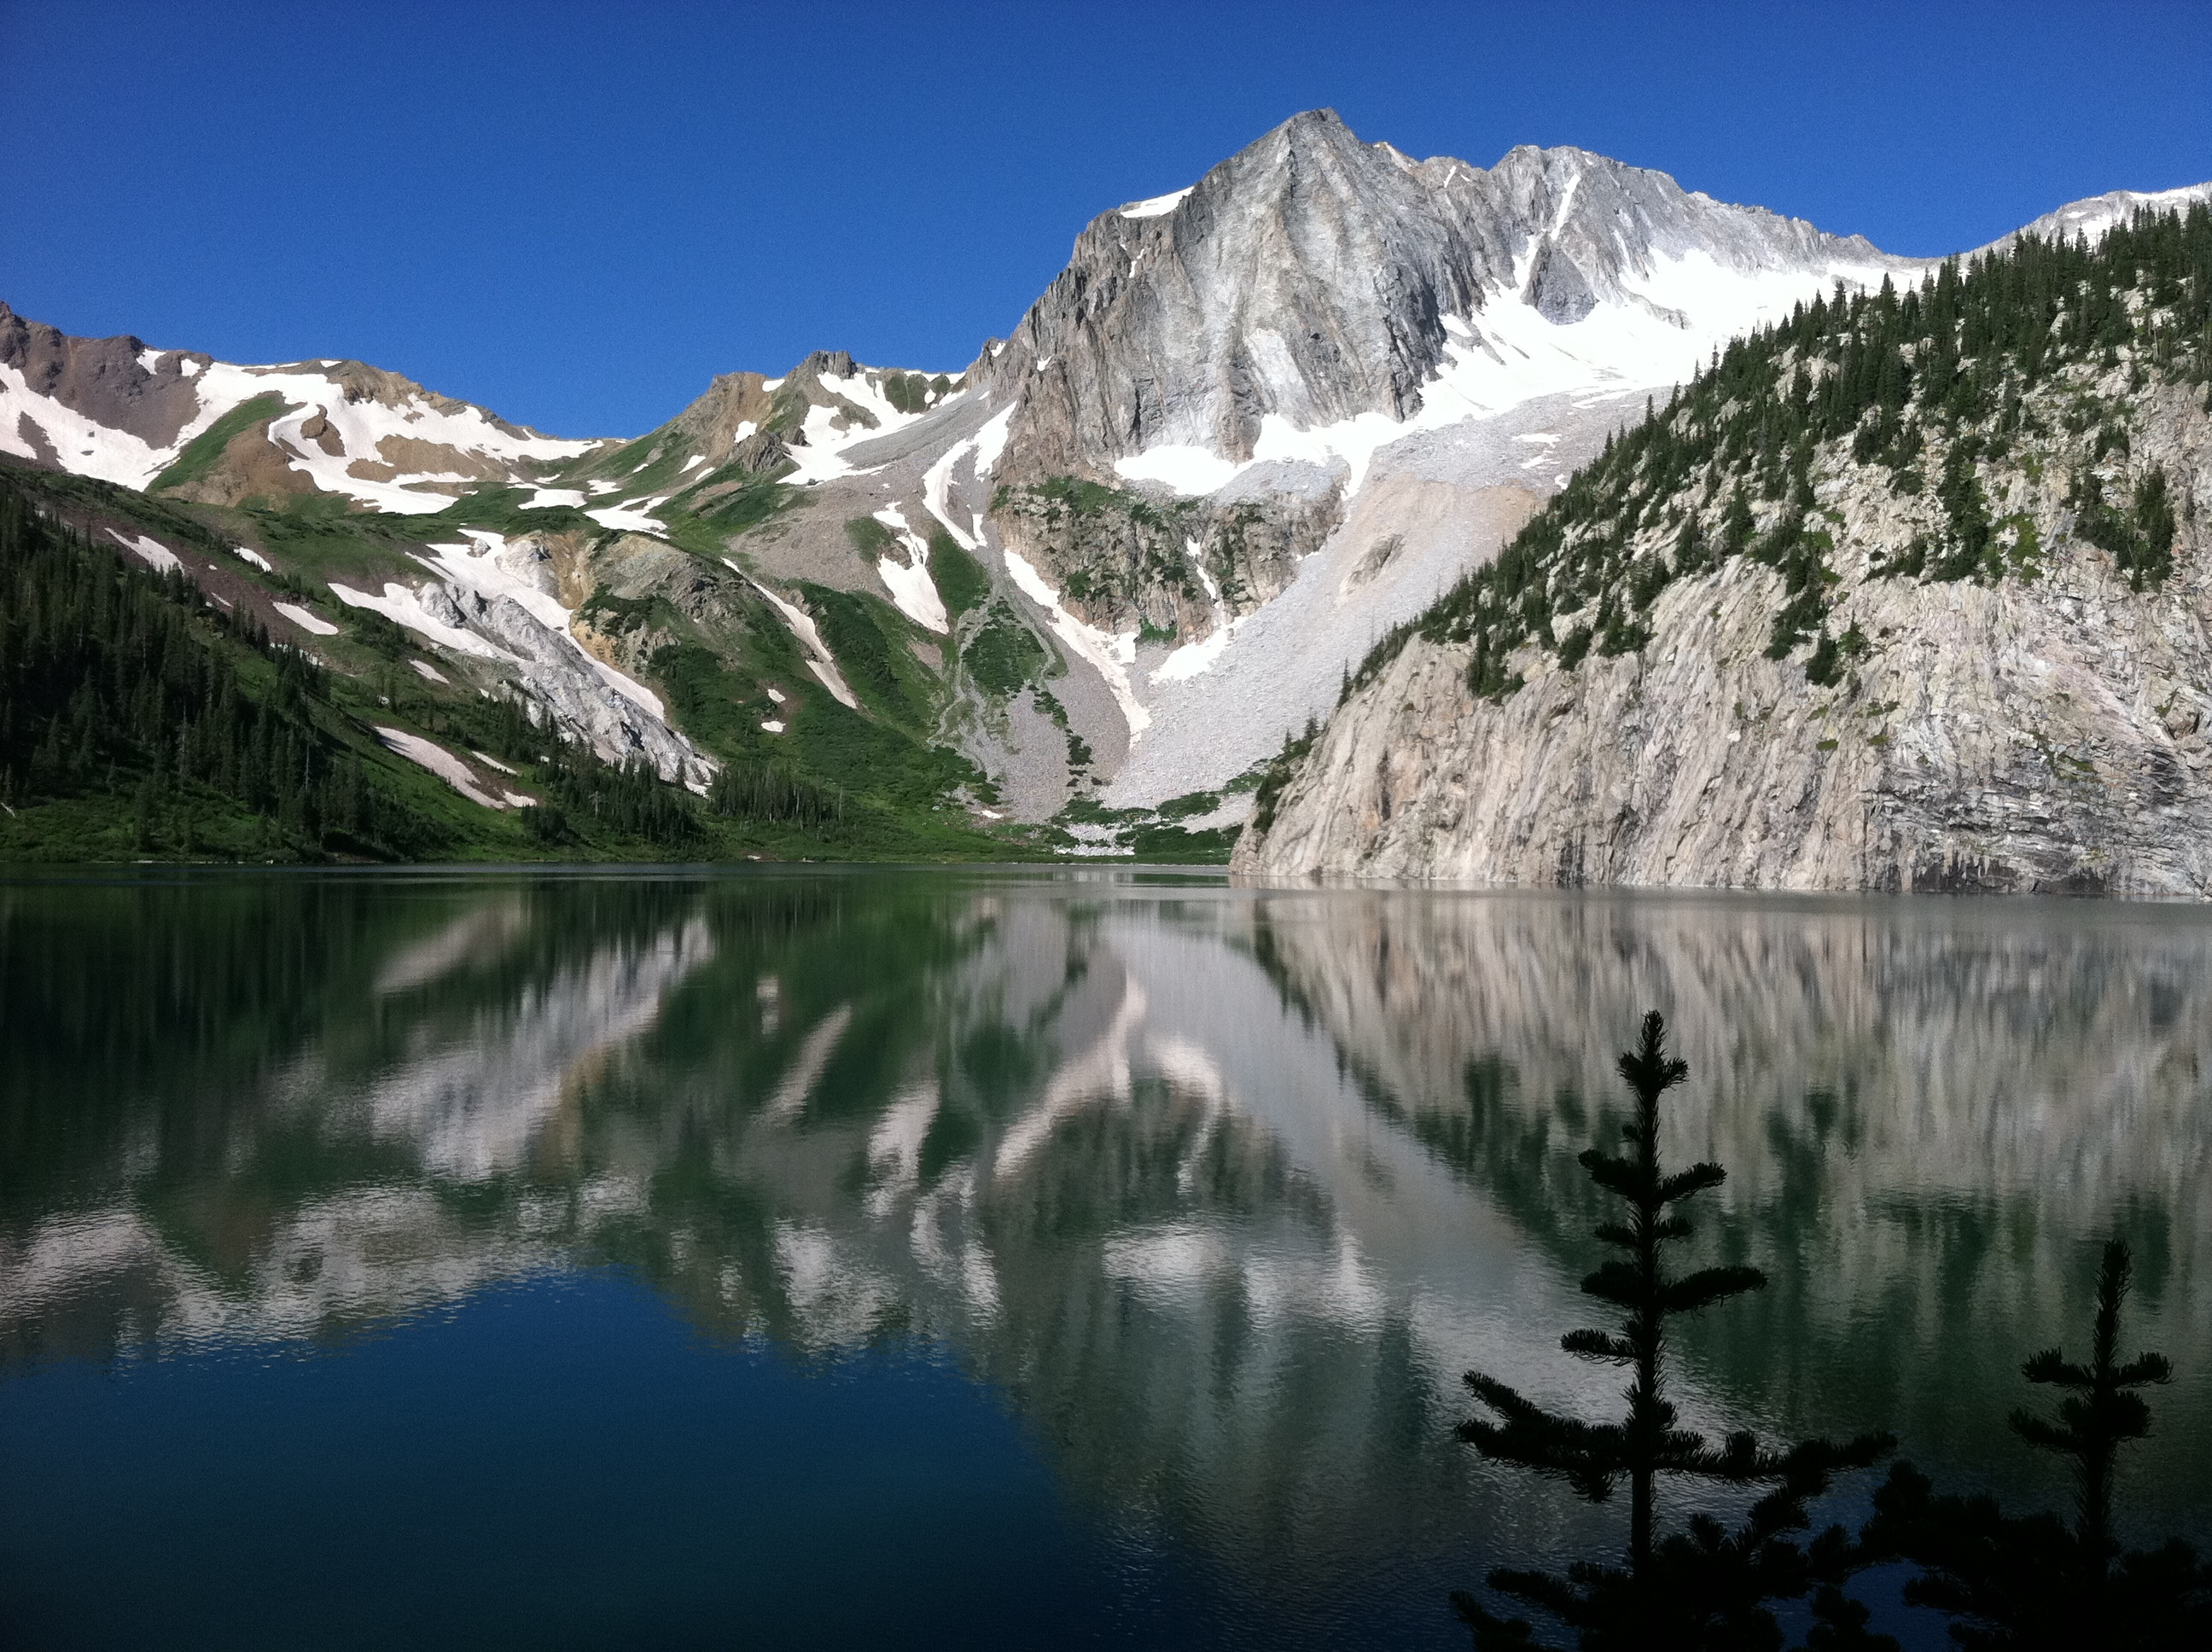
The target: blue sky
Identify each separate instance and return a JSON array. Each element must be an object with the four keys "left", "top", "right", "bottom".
[{"left": 3, "top": 1, "right": 2206, "bottom": 437}]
